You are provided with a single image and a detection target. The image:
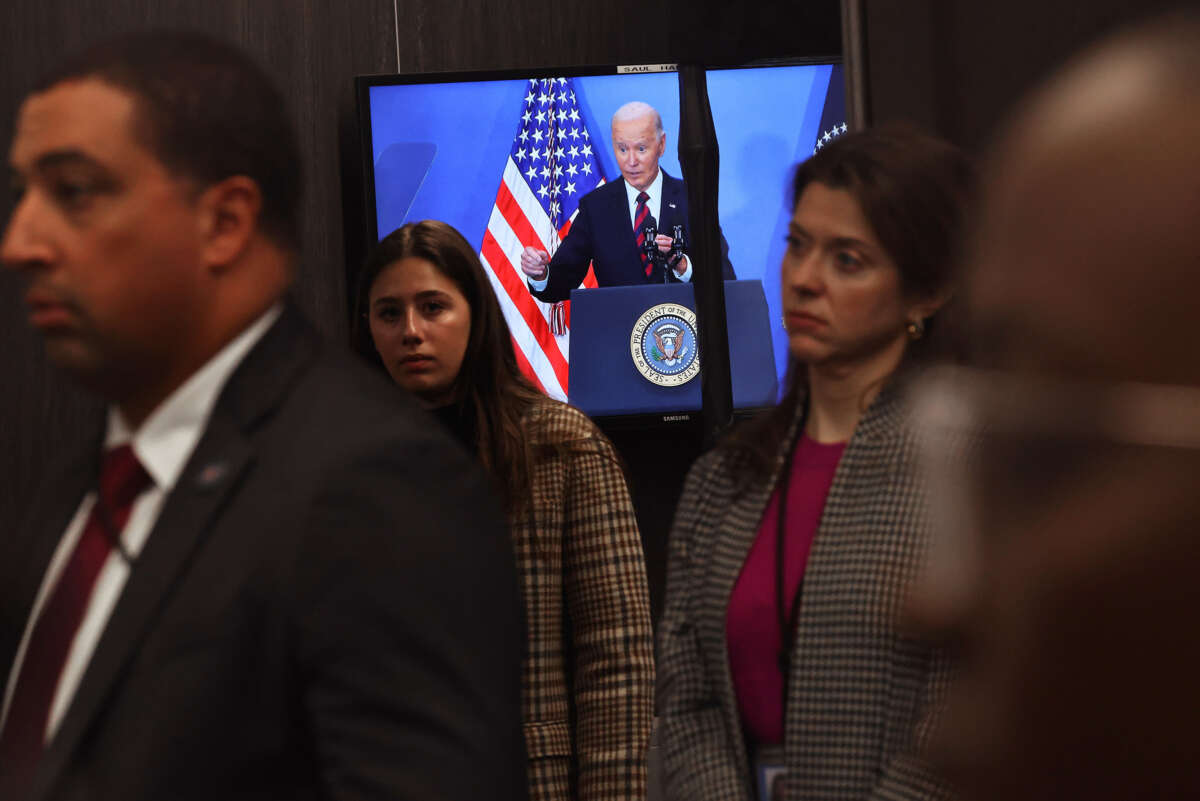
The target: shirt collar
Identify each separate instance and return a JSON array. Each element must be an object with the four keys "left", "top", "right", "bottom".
[
  {"left": 624, "top": 168, "right": 664, "bottom": 204},
  {"left": 105, "top": 304, "right": 283, "bottom": 491}
]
